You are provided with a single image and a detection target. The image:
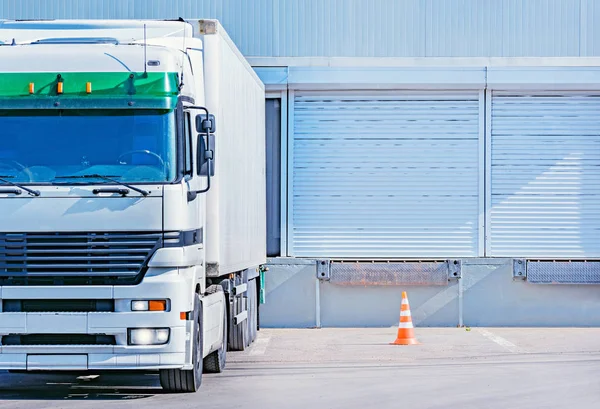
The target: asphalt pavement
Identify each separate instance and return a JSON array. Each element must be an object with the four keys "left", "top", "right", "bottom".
[{"left": 0, "top": 327, "right": 599, "bottom": 409}]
